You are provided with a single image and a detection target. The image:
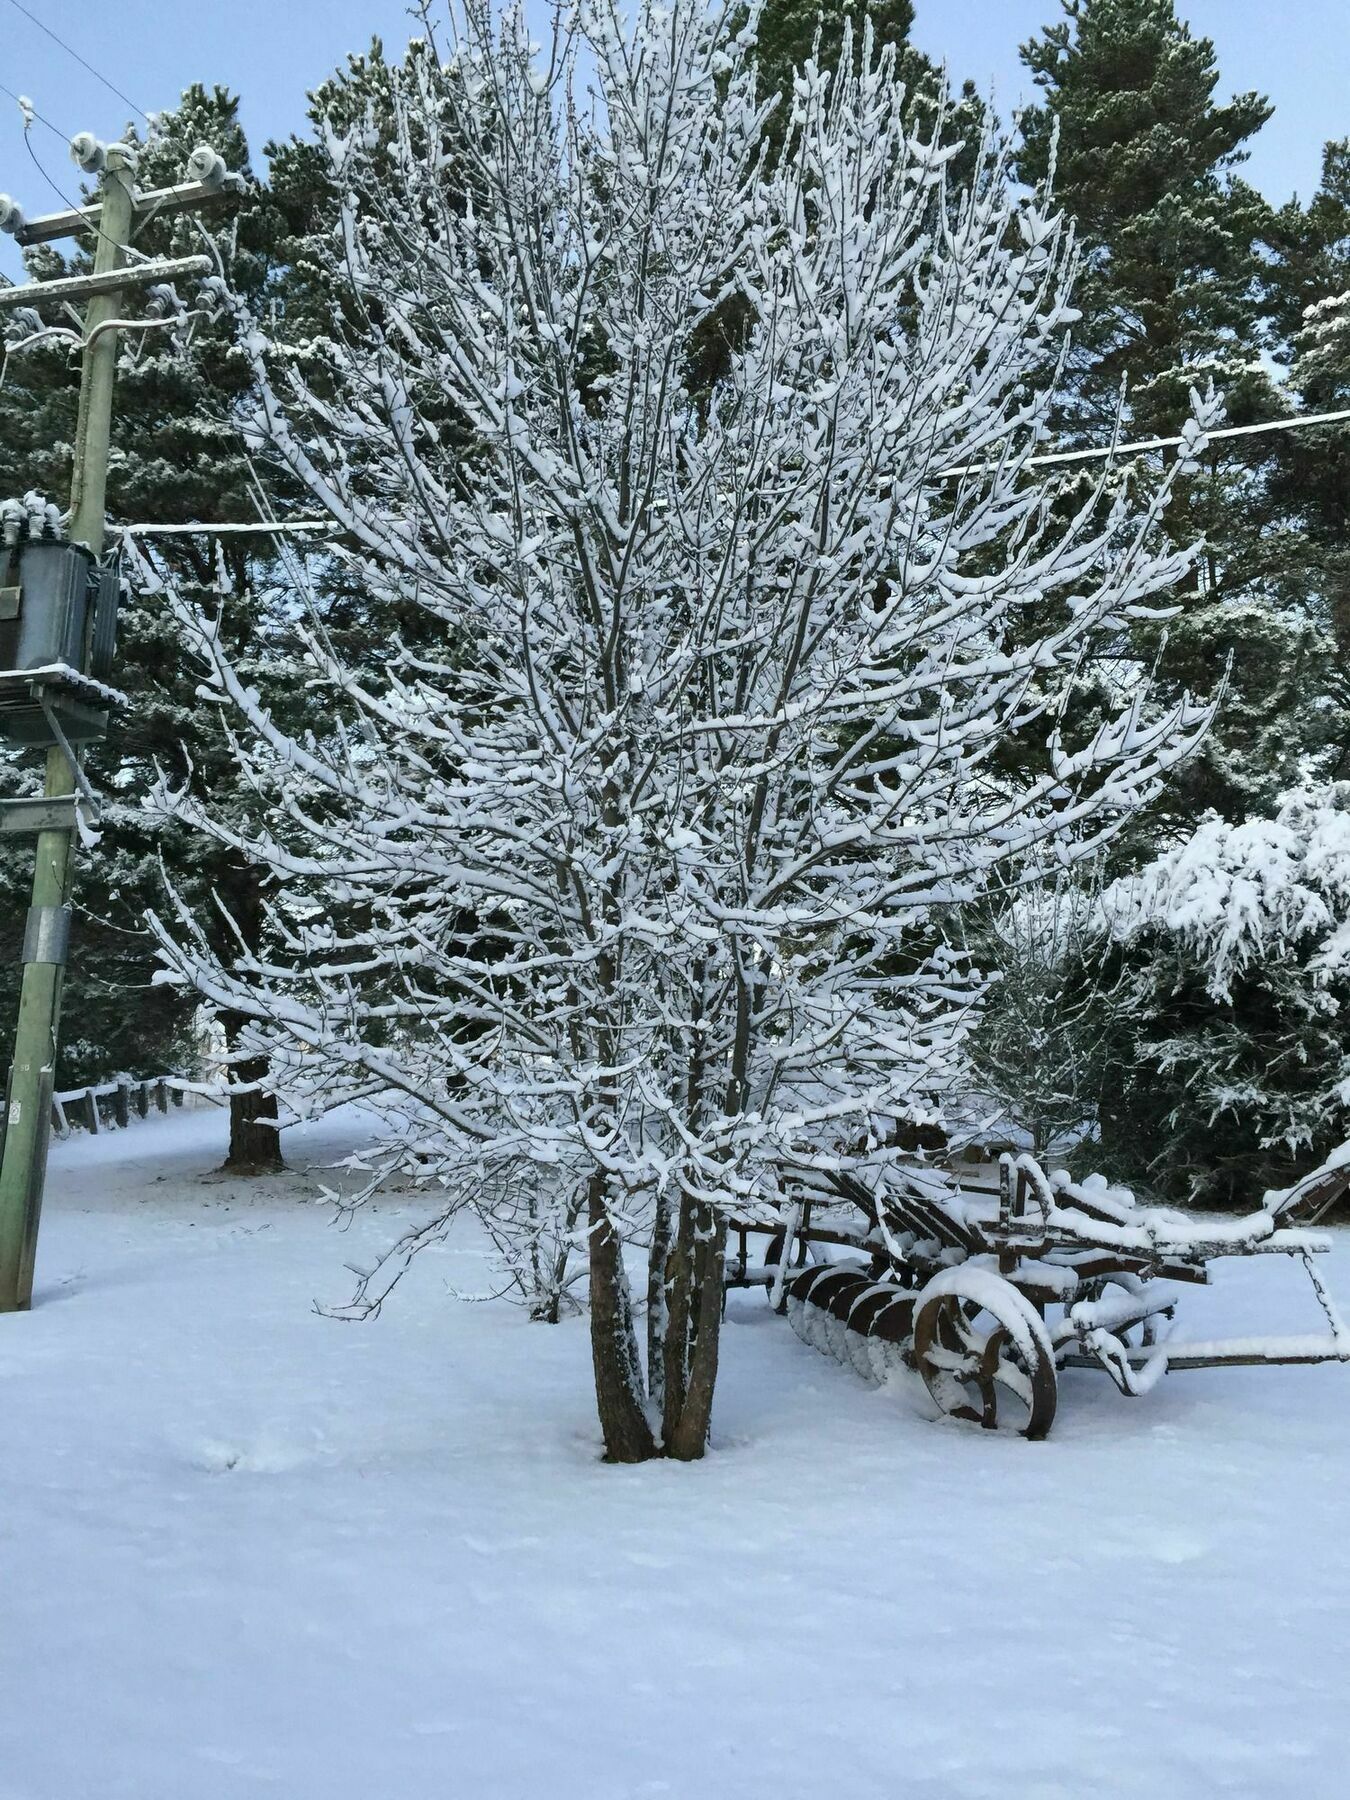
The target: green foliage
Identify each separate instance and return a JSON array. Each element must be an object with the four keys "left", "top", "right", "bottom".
[
  {"left": 0, "top": 88, "right": 294, "bottom": 1087},
  {"left": 1017, "top": 0, "right": 1275, "bottom": 439},
  {"left": 1099, "top": 942, "right": 1350, "bottom": 1208},
  {"left": 1095, "top": 786, "right": 1350, "bottom": 1206},
  {"left": 953, "top": 3, "right": 1350, "bottom": 1207},
  {"left": 961, "top": 881, "right": 1125, "bottom": 1159},
  {"left": 1266, "top": 141, "right": 1350, "bottom": 680}
]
